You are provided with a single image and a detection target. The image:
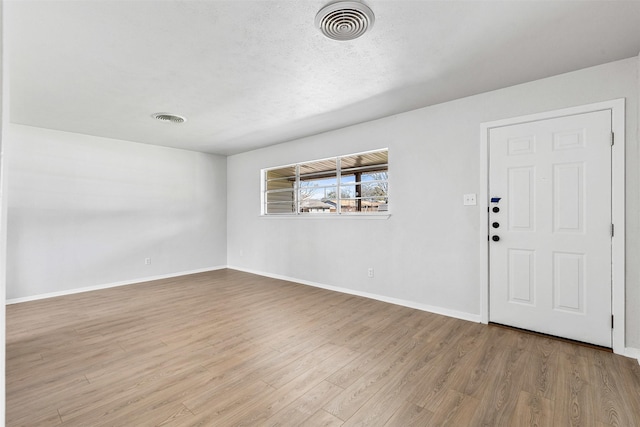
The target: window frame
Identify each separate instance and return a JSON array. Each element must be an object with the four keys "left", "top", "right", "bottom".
[{"left": 261, "top": 148, "right": 389, "bottom": 218}]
